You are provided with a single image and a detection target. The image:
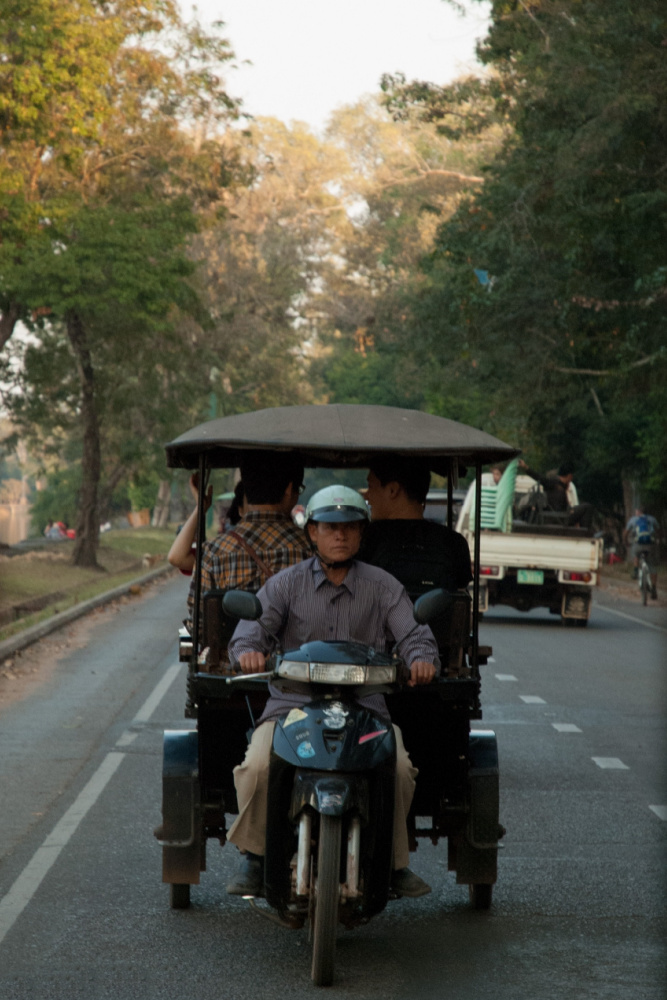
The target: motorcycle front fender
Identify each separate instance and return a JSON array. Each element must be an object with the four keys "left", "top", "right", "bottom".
[{"left": 289, "top": 771, "right": 370, "bottom": 821}]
